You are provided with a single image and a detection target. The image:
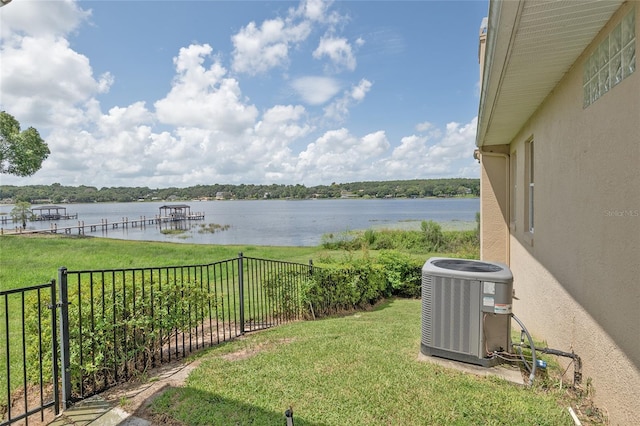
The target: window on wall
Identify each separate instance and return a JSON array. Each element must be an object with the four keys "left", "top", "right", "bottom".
[
  {"left": 526, "top": 140, "right": 534, "bottom": 234},
  {"left": 583, "top": 7, "right": 636, "bottom": 108}
]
